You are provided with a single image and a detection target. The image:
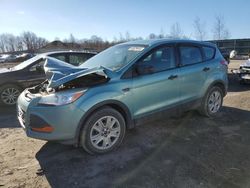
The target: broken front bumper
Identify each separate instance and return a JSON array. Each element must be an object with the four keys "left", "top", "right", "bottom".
[{"left": 231, "top": 68, "right": 250, "bottom": 81}]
